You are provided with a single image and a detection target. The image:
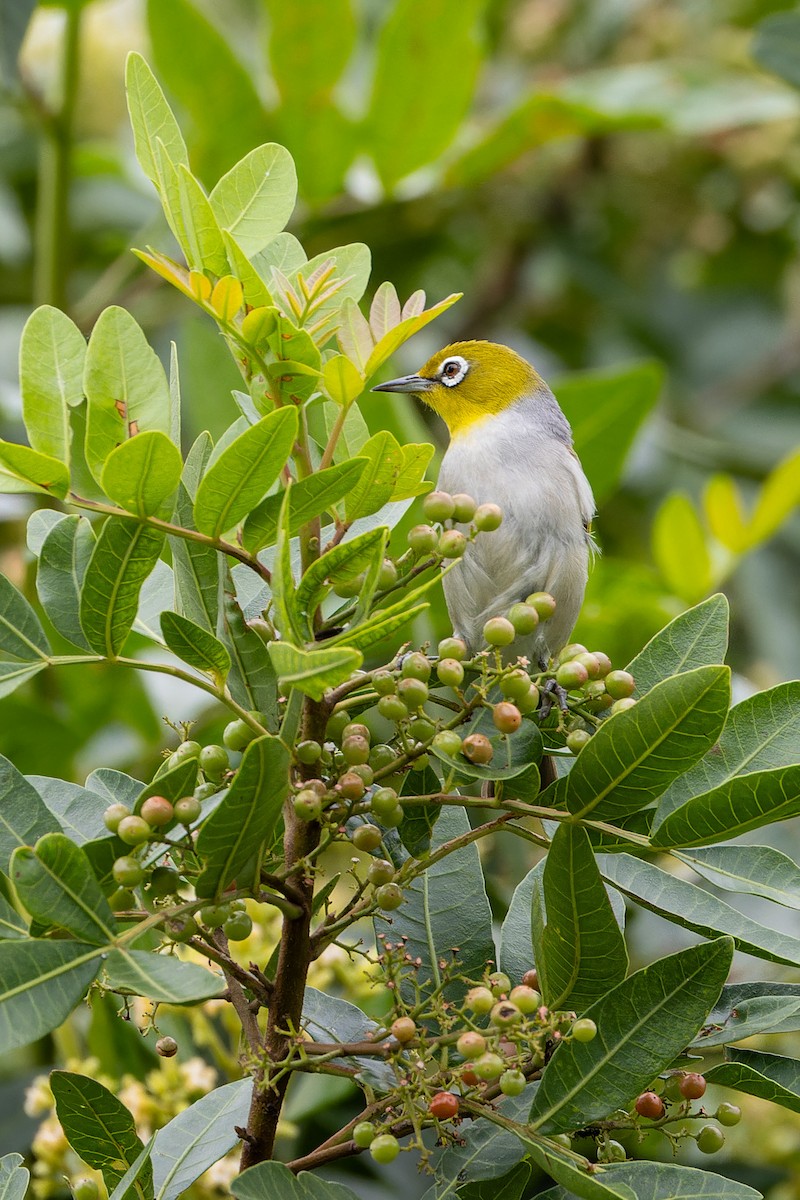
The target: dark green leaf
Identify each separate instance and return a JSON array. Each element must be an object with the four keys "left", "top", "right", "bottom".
[
  {"left": 101, "top": 431, "right": 183, "bottom": 518},
  {"left": 0, "top": 572, "right": 50, "bottom": 660},
  {"left": 302, "top": 987, "right": 394, "bottom": 1091},
  {"left": 79, "top": 518, "right": 165, "bottom": 656},
  {"left": 529, "top": 937, "right": 733, "bottom": 1134},
  {"left": 538, "top": 1161, "right": 761, "bottom": 1200},
  {"left": 196, "top": 736, "right": 290, "bottom": 898},
  {"left": 0, "top": 895, "right": 25, "bottom": 940},
  {"left": 107, "top": 1139, "right": 155, "bottom": 1200},
  {"left": 37, "top": 515, "right": 95, "bottom": 650},
  {"left": 0, "top": 940, "right": 102, "bottom": 1053},
  {"left": 562, "top": 666, "right": 730, "bottom": 822},
  {"left": 694, "top": 982, "right": 800, "bottom": 1047},
  {"left": 170, "top": 434, "right": 222, "bottom": 633},
  {"left": 160, "top": 612, "right": 230, "bottom": 684},
  {"left": 677, "top": 843, "right": 800, "bottom": 909},
  {"left": 241, "top": 458, "right": 367, "bottom": 553},
  {"left": 599, "top": 853, "right": 800, "bottom": 967},
  {"left": 19, "top": 305, "right": 85, "bottom": 463},
  {"left": 220, "top": 577, "right": 278, "bottom": 720},
  {"left": 706, "top": 1046, "right": 800, "bottom": 1113},
  {"left": 103, "top": 950, "right": 223, "bottom": 1003},
  {"left": 625, "top": 594, "right": 729, "bottom": 696},
  {"left": 233, "top": 1160, "right": 361, "bottom": 1200},
  {"left": 51, "top": 1072, "right": 151, "bottom": 1199},
  {"left": 536, "top": 823, "right": 628, "bottom": 1012},
  {"left": 10, "top": 834, "right": 116, "bottom": 944},
  {"left": 431, "top": 718, "right": 542, "bottom": 783},
  {"left": 399, "top": 766, "right": 441, "bottom": 857},
  {"left": 151, "top": 1079, "right": 251, "bottom": 1200},
  {"left": 653, "top": 764, "right": 800, "bottom": 849},
  {"left": 0, "top": 758, "right": 61, "bottom": 874},
  {"left": 267, "top": 642, "right": 362, "bottom": 702},
  {"left": 427, "top": 1087, "right": 535, "bottom": 1195},
  {"left": 513, "top": 1133, "right": 636, "bottom": 1200}
]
